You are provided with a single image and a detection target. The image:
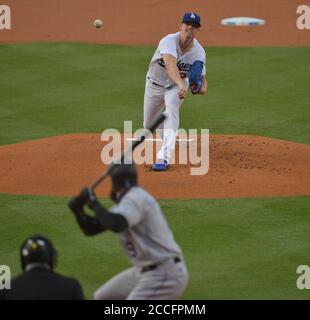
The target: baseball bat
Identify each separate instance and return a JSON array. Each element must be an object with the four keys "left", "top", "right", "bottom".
[{"left": 89, "top": 112, "right": 166, "bottom": 191}]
